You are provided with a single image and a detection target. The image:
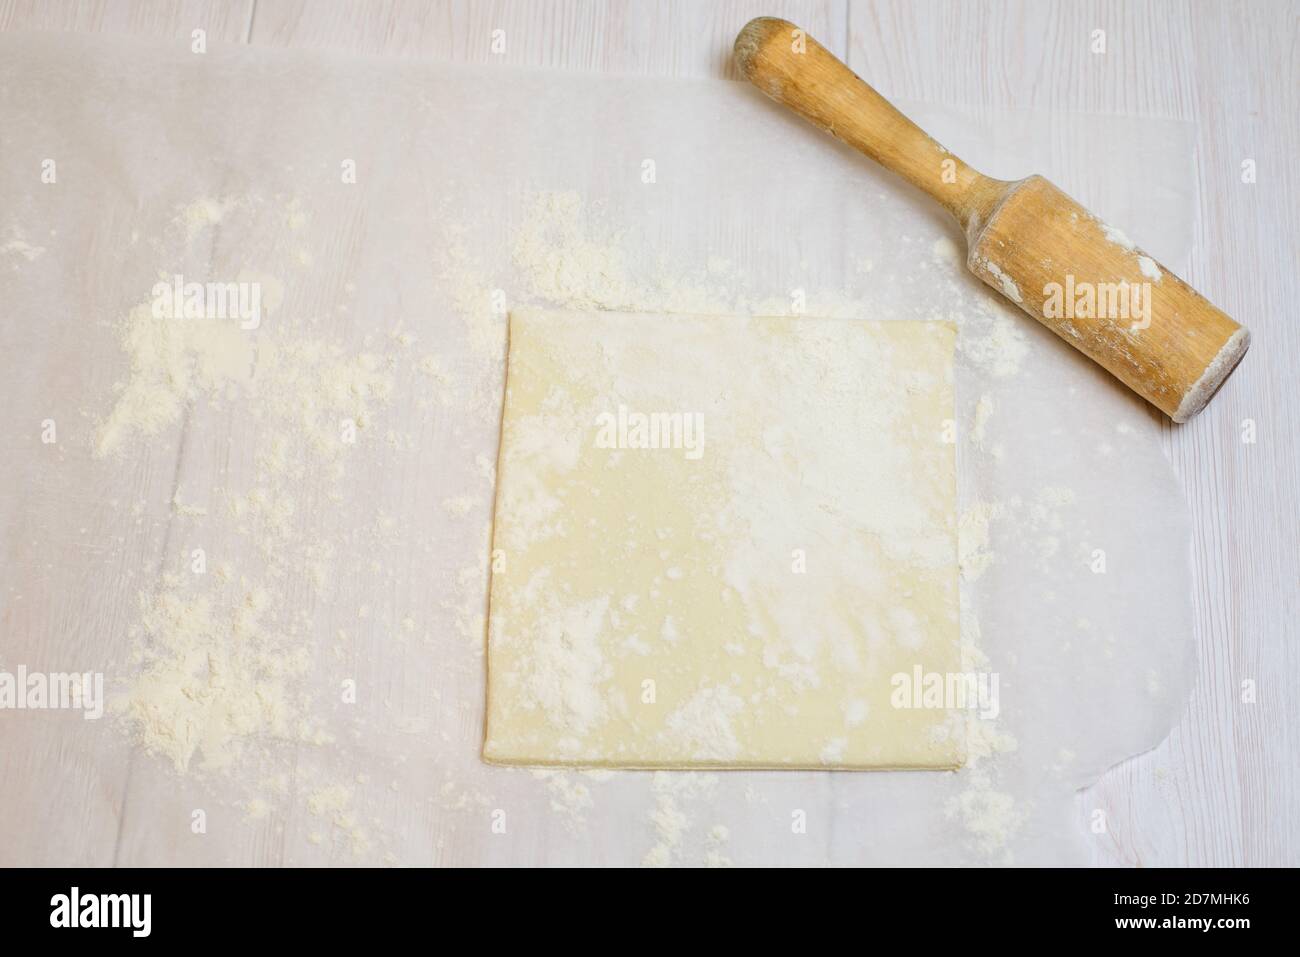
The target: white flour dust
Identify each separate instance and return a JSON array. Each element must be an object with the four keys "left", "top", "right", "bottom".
[{"left": 97, "top": 186, "right": 1049, "bottom": 864}]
